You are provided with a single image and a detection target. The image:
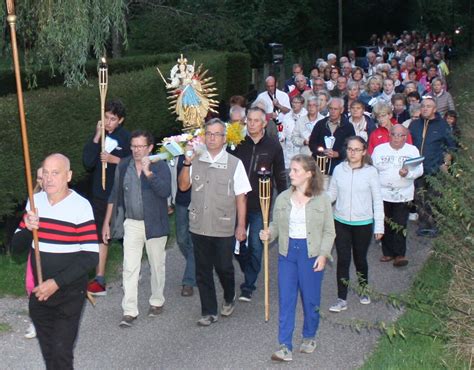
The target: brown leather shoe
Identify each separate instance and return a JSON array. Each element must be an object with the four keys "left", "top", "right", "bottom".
[
  {"left": 148, "top": 305, "right": 163, "bottom": 317},
  {"left": 181, "top": 285, "right": 194, "bottom": 297},
  {"left": 380, "top": 256, "right": 394, "bottom": 262},
  {"left": 393, "top": 256, "right": 409, "bottom": 267}
]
